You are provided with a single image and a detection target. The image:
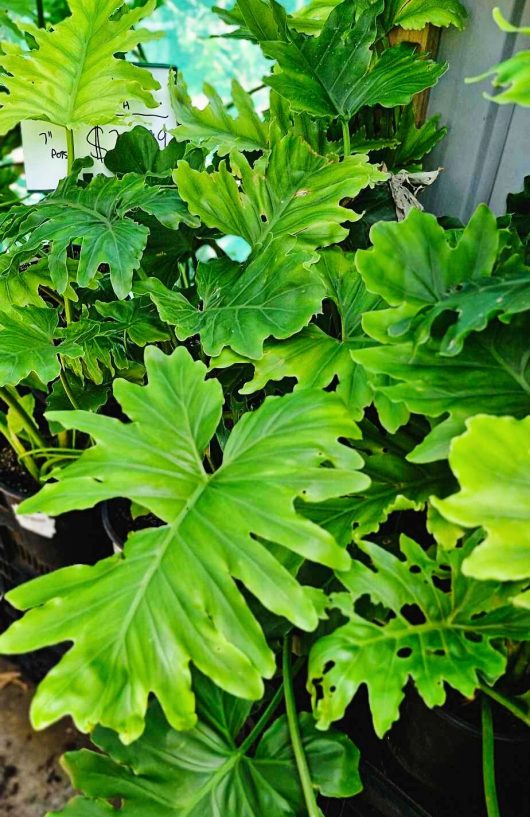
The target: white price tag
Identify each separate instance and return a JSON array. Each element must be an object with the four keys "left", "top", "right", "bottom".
[
  {"left": 13, "top": 504, "right": 56, "bottom": 539},
  {"left": 21, "top": 66, "right": 175, "bottom": 191}
]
